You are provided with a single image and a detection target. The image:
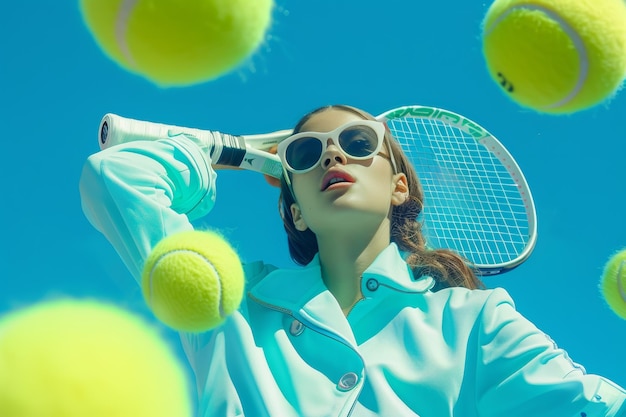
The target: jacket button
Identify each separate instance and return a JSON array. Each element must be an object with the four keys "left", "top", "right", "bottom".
[
  {"left": 289, "top": 319, "right": 305, "bottom": 336},
  {"left": 366, "top": 278, "right": 379, "bottom": 291},
  {"left": 337, "top": 372, "right": 359, "bottom": 391}
]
